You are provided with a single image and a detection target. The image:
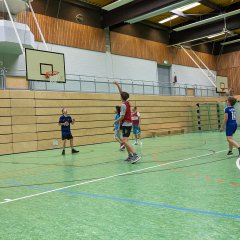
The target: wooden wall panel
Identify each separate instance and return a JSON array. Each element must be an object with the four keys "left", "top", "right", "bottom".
[
  {"left": 13, "top": 133, "right": 38, "bottom": 143},
  {"left": 0, "top": 90, "right": 10, "bottom": 98},
  {"left": 171, "top": 48, "right": 216, "bottom": 70},
  {"left": 0, "top": 90, "right": 224, "bottom": 155},
  {"left": 17, "top": 12, "right": 105, "bottom": 52},
  {"left": 0, "top": 89, "right": 12, "bottom": 154},
  {"left": 111, "top": 32, "right": 217, "bottom": 70},
  {"left": 0, "top": 143, "right": 13, "bottom": 155},
  {"left": 217, "top": 51, "right": 240, "bottom": 94},
  {"left": 6, "top": 77, "right": 28, "bottom": 89},
  {"left": 111, "top": 32, "right": 172, "bottom": 65},
  {"left": 12, "top": 116, "right": 37, "bottom": 125},
  {"left": 13, "top": 141, "right": 38, "bottom": 153}
]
